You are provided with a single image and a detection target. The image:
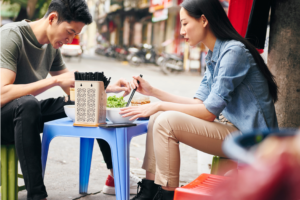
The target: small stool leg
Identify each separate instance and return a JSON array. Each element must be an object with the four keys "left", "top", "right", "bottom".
[
  {"left": 8, "top": 145, "right": 18, "bottom": 200},
  {"left": 210, "top": 156, "right": 220, "bottom": 175},
  {"left": 79, "top": 138, "right": 94, "bottom": 194},
  {"left": 1, "top": 145, "right": 8, "bottom": 200},
  {"left": 211, "top": 156, "right": 237, "bottom": 175}
]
